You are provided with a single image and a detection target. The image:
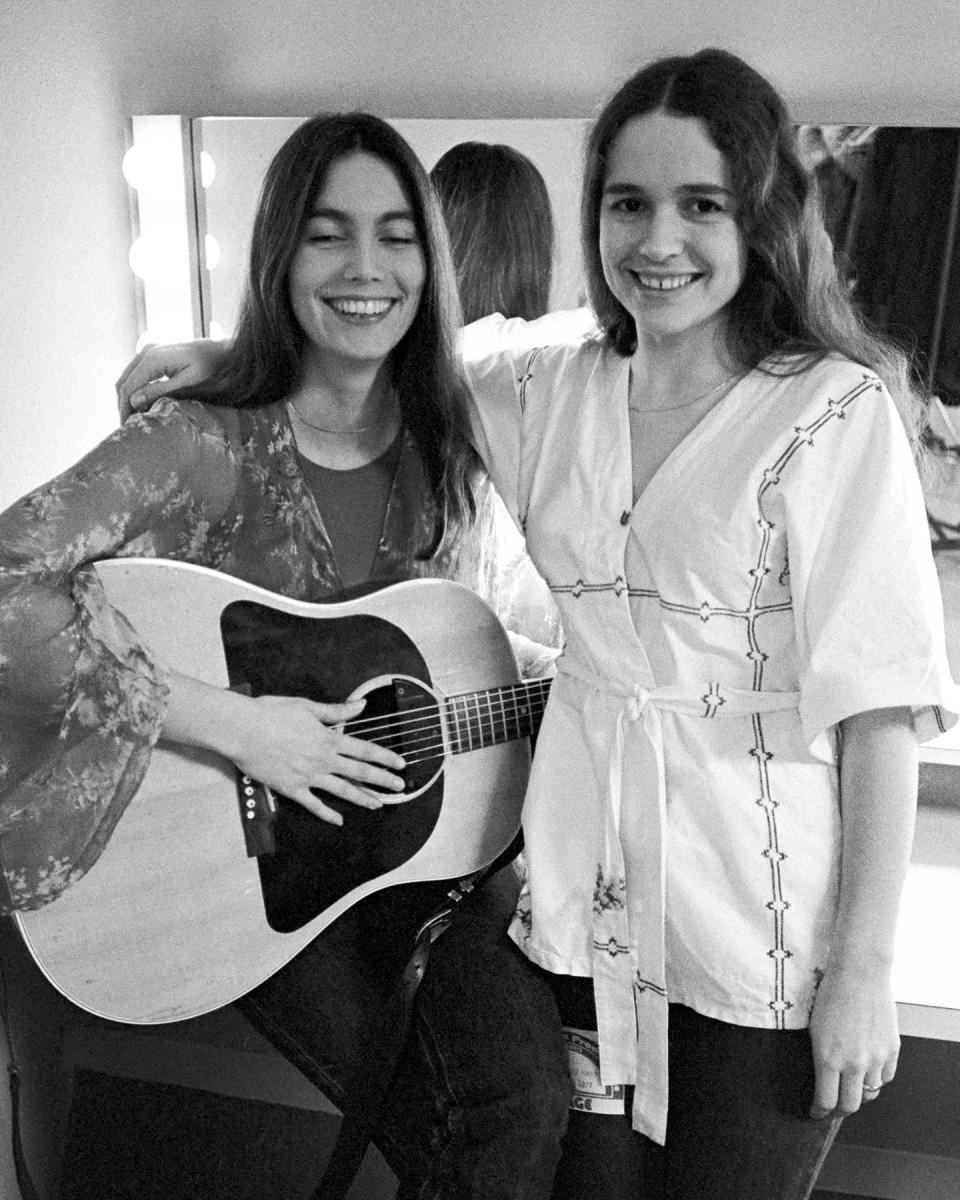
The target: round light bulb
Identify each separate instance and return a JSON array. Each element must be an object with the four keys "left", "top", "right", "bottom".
[
  {"left": 204, "top": 234, "right": 221, "bottom": 271},
  {"left": 122, "top": 146, "right": 143, "bottom": 190},
  {"left": 128, "top": 236, "right": 159, "bottom": 280},
  {"left": 200, "top": 151, "right": 217, "bottom": 188}
]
